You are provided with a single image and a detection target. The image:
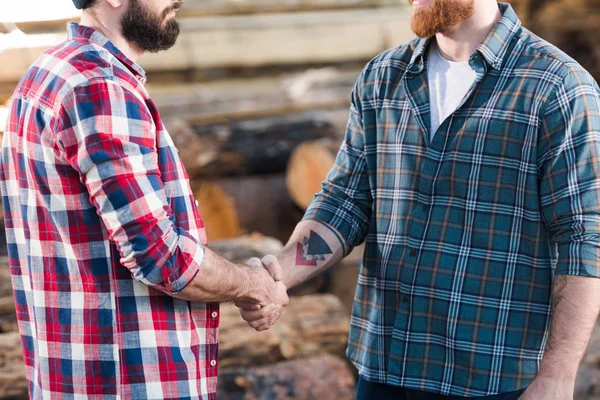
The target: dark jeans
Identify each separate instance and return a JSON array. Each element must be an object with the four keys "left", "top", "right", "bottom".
[{"left": 356, "top": 377, "right": 526, "bottom": 400}]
